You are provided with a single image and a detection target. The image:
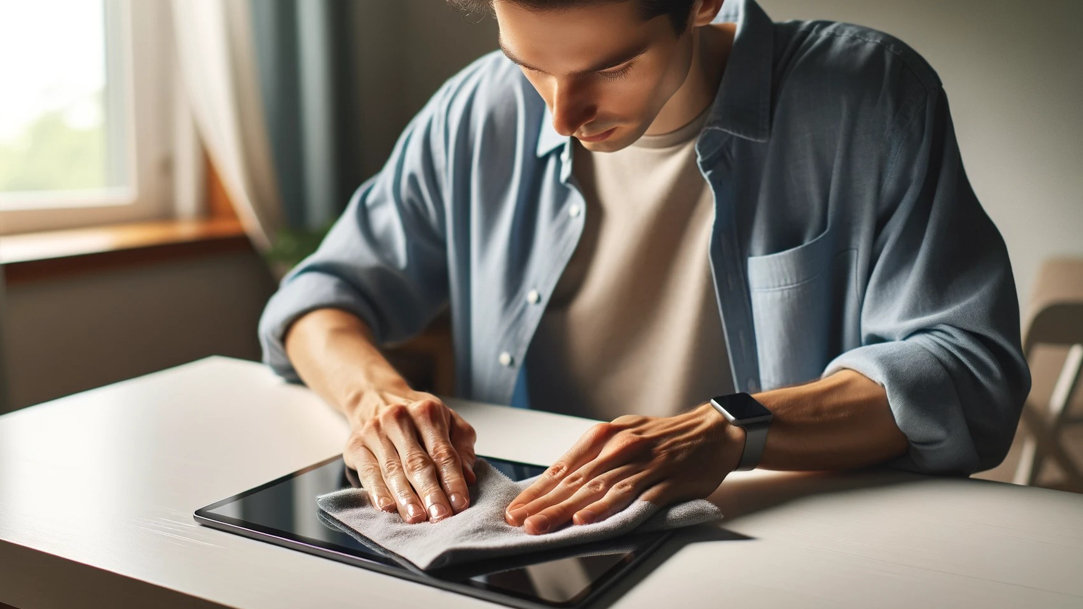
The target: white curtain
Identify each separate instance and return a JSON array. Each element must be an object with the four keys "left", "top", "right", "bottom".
[{"left": 170, "top": 0, "right": 283, "bottom": 252}]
